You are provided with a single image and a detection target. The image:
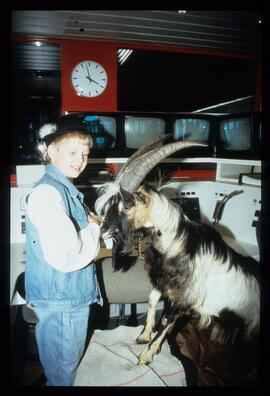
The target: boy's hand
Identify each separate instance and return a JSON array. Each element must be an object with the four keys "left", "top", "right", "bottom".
[{"left": 88, "top": 215, "right": 100, "bottom": 226}]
